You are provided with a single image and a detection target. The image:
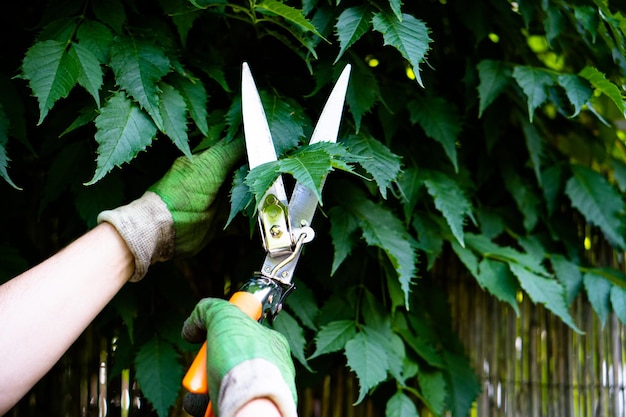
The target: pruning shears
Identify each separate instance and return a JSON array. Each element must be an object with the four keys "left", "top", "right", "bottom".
[{"left": 182, "top": 62, "right": 351, "bottom": 417}]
